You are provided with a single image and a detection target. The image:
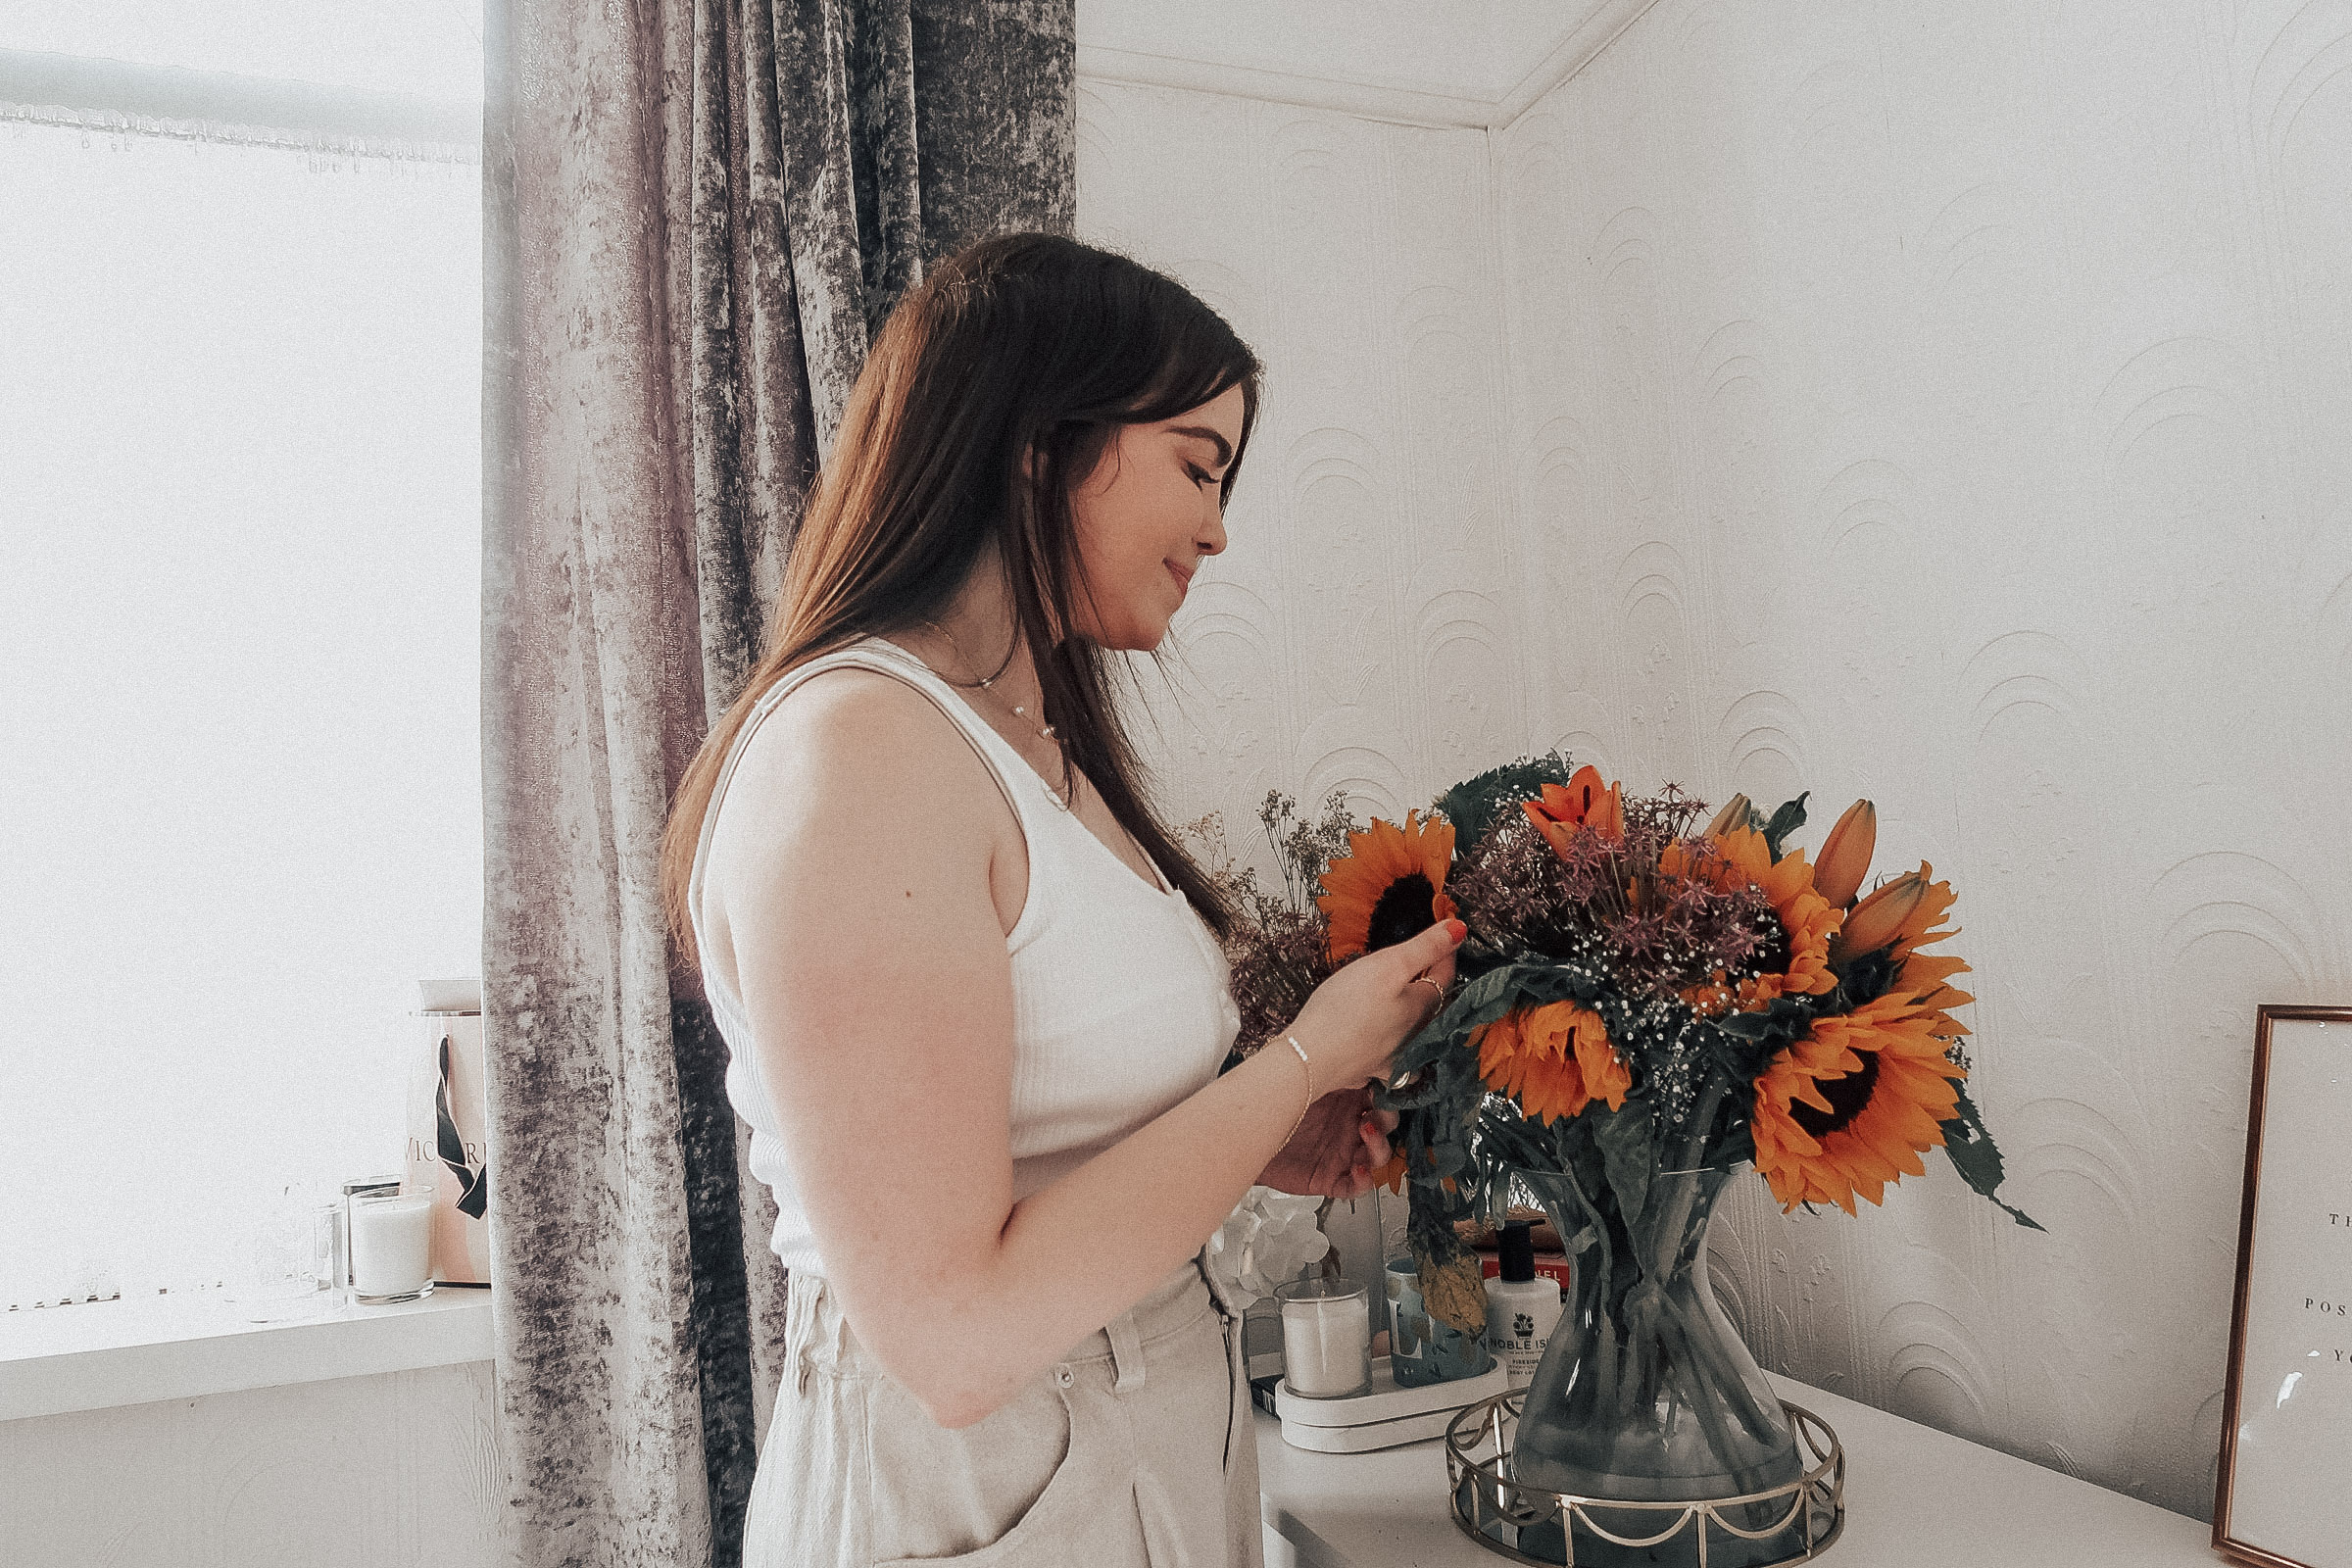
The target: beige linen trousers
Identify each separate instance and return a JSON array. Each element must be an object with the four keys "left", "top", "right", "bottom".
[{"left": 745, "top": 1250, "right": 1264, "bottom": 1567}]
